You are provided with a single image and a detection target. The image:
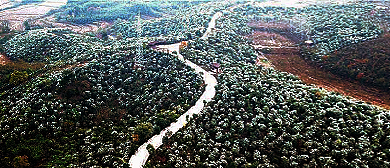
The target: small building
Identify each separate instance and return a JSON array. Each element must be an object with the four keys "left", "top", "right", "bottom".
[
  {"left": 211, "top": 62, "right": 221, "bottom": 73},
  {"left": 179, "top": 41, "right": 188, "bottom": 50},
  {"left": 304, "top": 40, "right": 314, "bottom": 46}
]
